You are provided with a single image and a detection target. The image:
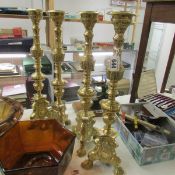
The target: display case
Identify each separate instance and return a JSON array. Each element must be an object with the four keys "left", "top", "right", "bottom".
[
  {"left": 130, "top": 0, "right": 175, "bottom": 102},
  {"left": 0, "top": 52, "right": 53, "bottom": 108}
]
